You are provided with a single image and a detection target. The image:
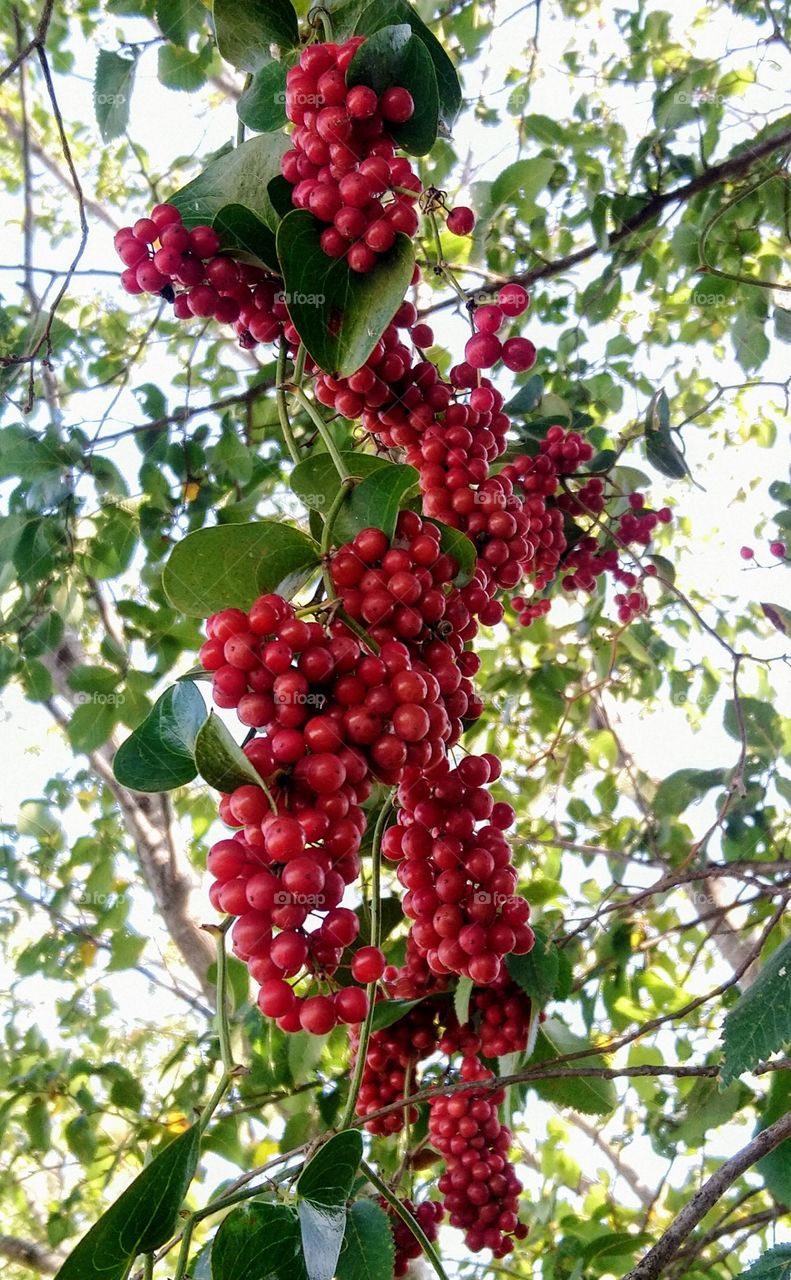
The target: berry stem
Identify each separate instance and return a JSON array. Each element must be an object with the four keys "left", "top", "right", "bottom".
[
  {"left": 237, "top": 74, "right": 252, "bottom": 146},
  {"left": 290, "top": 385, "right": 351, "bottom": 480},
  {"left": 320, "top": 475, "right": 356, "bottom": 597},
  {"left": 360, "top": 1160, "right": 451, "bottom": 1280},
  {"left": 143, "top": 1253, "right": 154, "bottom": 1280},
  {"left": 213, "top": 915, "right": 238, "bottom": 1078},
  {"left": 428, "top": 209, "right": 475, "bottom": 330},
  {"left": 276, "top": 338, "right": 303, "bottom": 466},
  {"left": 293, "top": 341, "right": 307, "bottom": 388},
  {"left": 310, "top": 5, "right": 334, "bottom": 41},
  {"left": 341, "top": 796, "right": 392, "bottom": 1129}
]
